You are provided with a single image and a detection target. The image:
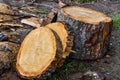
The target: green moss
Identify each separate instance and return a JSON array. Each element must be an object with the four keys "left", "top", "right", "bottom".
[
  {"left": 100, "top": 67, "right": 110, "bottom": 72},
  {"left": 38, "top": 9, "right": 50, "bottom": 14},
  {"left": 110, "top": 13, "right": 120, "bottom": 29},
  {"left": 78, "top": 63, "right": 90, "bottom": 72}
]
